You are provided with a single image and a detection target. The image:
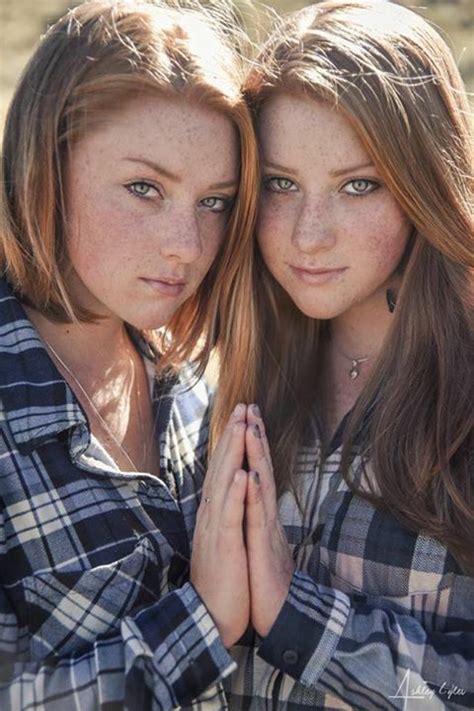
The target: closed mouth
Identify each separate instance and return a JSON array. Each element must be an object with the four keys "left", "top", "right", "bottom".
[
  {"left": 142, "top": 276, "right": 186, "bottom": 285},
  {"left": 291, "top": 266, "right": 346, "bottom": 275}
]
